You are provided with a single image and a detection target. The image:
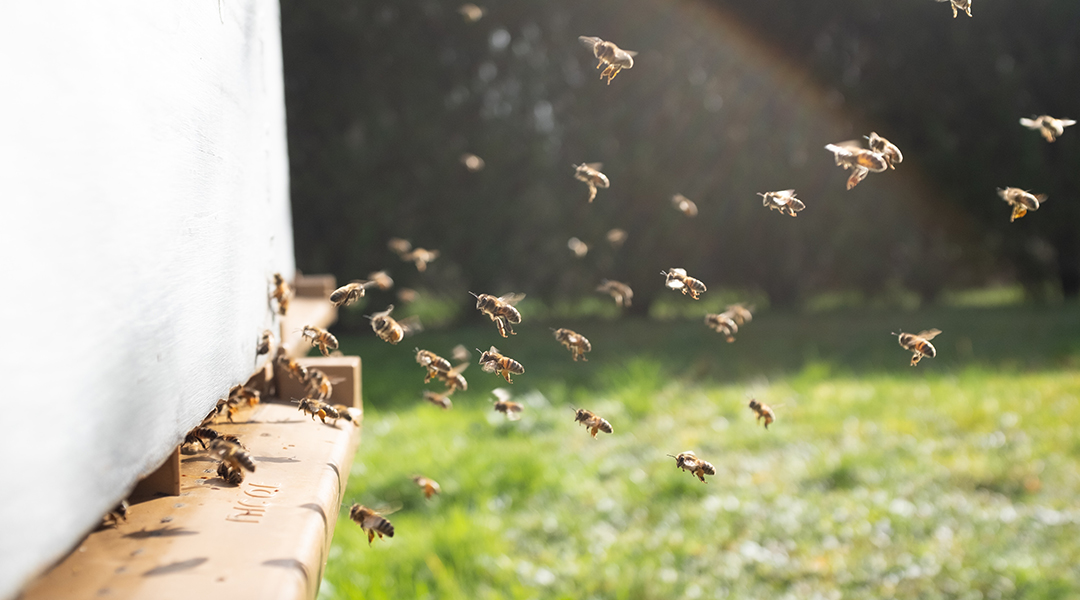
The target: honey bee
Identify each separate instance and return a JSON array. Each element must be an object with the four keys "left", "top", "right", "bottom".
[
  {"left": 478, "top": 347, "right": 525, "bottom": 384},
  {"left": 758, "top": 189, "right": 806, "bottom": 217},
  {"left": 893, "top": 329, "right": 942, "bottom": 366},
  {"left": 214, "top": 395, "right": 239, "bottom": 423},
  {"left": 301, "top": 325, "right": 339, "bottom": 356},
  {"left": 471, "top": 292, "right": 525, "bottom": 338},
  {"left": 597, "top": 279, "right": 633, "bottom": 307},
  {"left": 330, "top": 281, "right": 372, "bottom": 307},
  {"left": 209, "top": 438, "right": 256, "bottom": 472},
  {"left": 367, "top": 304, "right": 422, "bottom": 344},
  {"left": 412, "top": 475, "right": 442, "bottom": 499},
  {"left": 366, "top": 270, "right": 394, "bottom": 291},
  {"left": 662, "top": 268, "right": 707, "bottom": 300},
  {"left": 553, "top": 328, "right": 592, "bottom": 362},
  {"left": 997, "top": 187, "right": 1048, "bottom": 222},
  {"left": 572, "top": 407, "right": 613, "bottom": 438},
  {"left": 1020, "top": 115, "right": 1076, "bottom": 142},
  {"left": 671, "top": 193, "right": 699, "bottom": 217},
  {"left": 668, "top": 451, "right": 716, "bottom": 483},
  {"left": 491, "top": 388, "right": 524, "bottom": 420},
  {"left": 460, "top": 152, "right": 486, "bottom": 170},
  {"left": 295, "top": 398, "right": 335, "bottom": 424},
  {"left": 184, "top": 426, "right": 222, "bottom": 450},
  {"left": 579, "top": 36, "right": 637, "bottom": 84},
  {"left": 304, "top": 368, "right": 334, "bottom": 400},
  {"left": 606, "top": 228, "right": 628, "bottom": 248},
  {"left": 270, "top": 273, "right": 293, "bottom": 316},
  {"left": 277, "top": 354, "right": 309, "bottom": 384},
  {"left": 423, "top": 390, "right": 453, "bottom": 410},
  {"left": 935, "top": 0, "right": 972, "bottom": 18},
  {"left": 567, "top": 237, "right": 589, "bottom": 258},
  {"left": 349, "top": 504, "right": 395, "bottom": 545},
  {"left": 824, "top": 142, "right": 889, "bottom": 190},
  {"left": 256, "top": 329, "right": 273, "bottom": 356},
  {"left": 704, "top": 312, "right": 738, "bottom": 343},
  {"left": 387, "top": 238, "right": 412, "bottom": 256},
  {"left": 451, "top": 344, "right": 471, "bottom": 363},
  {"left": 415, "top": 348, "right": 453, "bottom": 382},
  {"left": 436, "top": 363, "right": 469, "bottom": 395},
  {"left": 332, "top": 404, "right": 361, "bottom": 426},
  {"left": 230, "top": 384, "right": 261, "bottom": 407},
  {"left": 573, "top": 163, "right": 609, "bottom": 203},
  {"left": 866, "top": 132, "right": 903, "bottom": 169},
  {"left": 401, "top": 248, "right": 440, "bottom": 272},
  {"left": 103, "top": 499, "right": 129, "bottom": 527},
  {"left": 748, "top": 399, "right": 776, "bottom": 429},
  {"left": 217, "top": 461, "right": 244, "bottom": 485}
]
